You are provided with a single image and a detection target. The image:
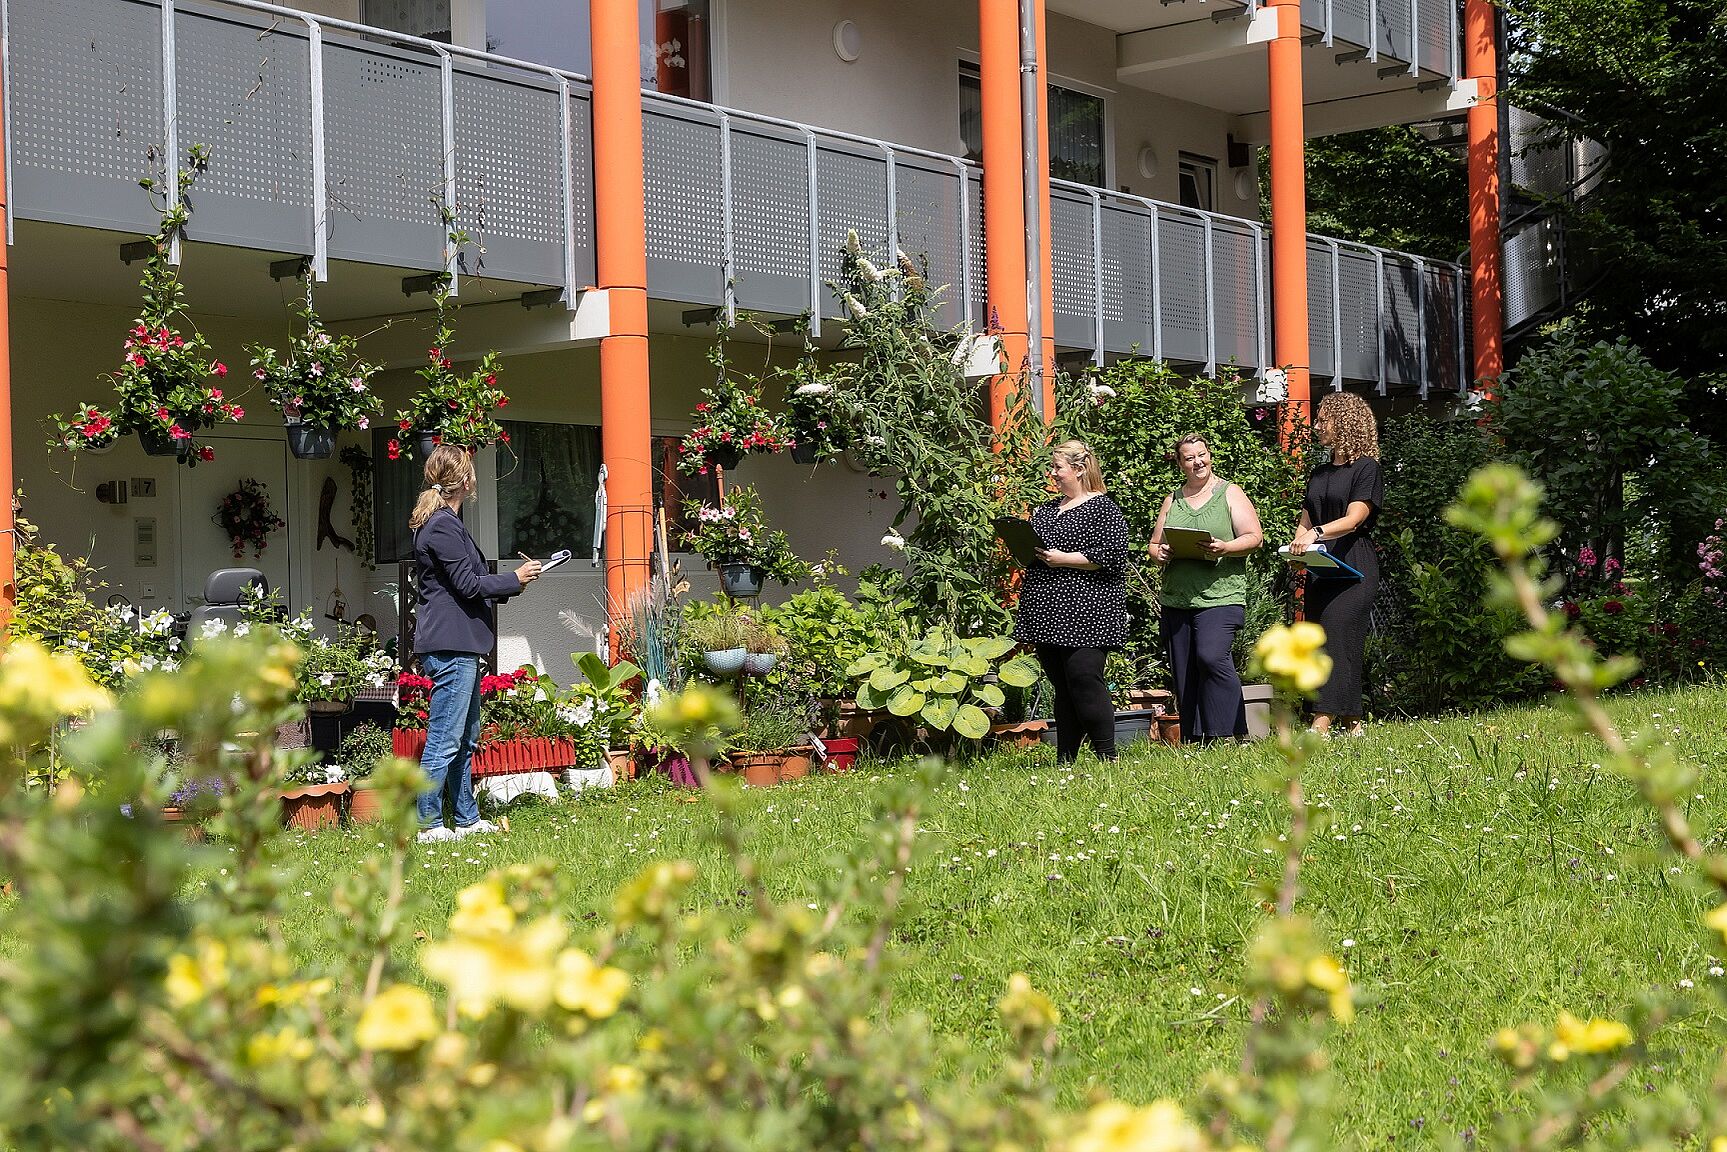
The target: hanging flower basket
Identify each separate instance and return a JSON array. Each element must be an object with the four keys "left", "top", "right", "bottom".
[
  {"left": 720, "top": 563, "right": 765, "bottom": 599},
  {"left": 789, "top": 442, "right": 826, "bottom": 465},
  {"left": 285, "top": 420, "right": 337, "bottom": 460},
  {"left": 250, "top": 285, "right": 383, "bottom": 459},
  {"left": 710, "top": 444, "right": 744, "bottom": 471}
]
